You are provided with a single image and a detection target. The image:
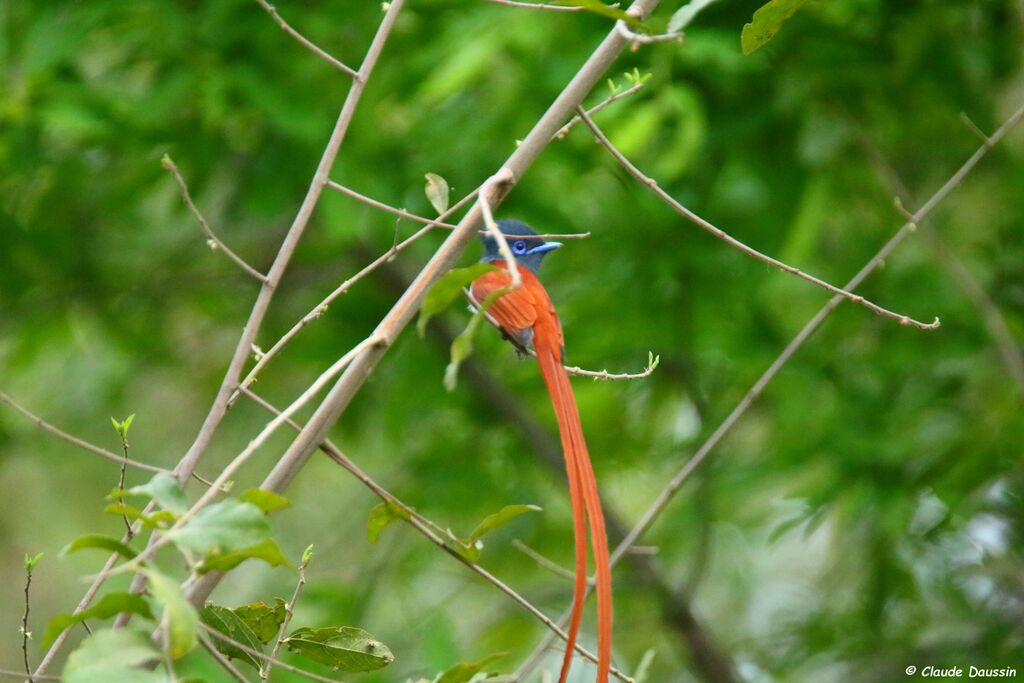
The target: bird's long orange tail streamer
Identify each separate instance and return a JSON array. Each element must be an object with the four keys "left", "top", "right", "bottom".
[
  {"left": 535, "top": 329, "right": 612, "bottom": 683},
  {"left": 471, "top": 260, "right": 612, "bottom": 683}
]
